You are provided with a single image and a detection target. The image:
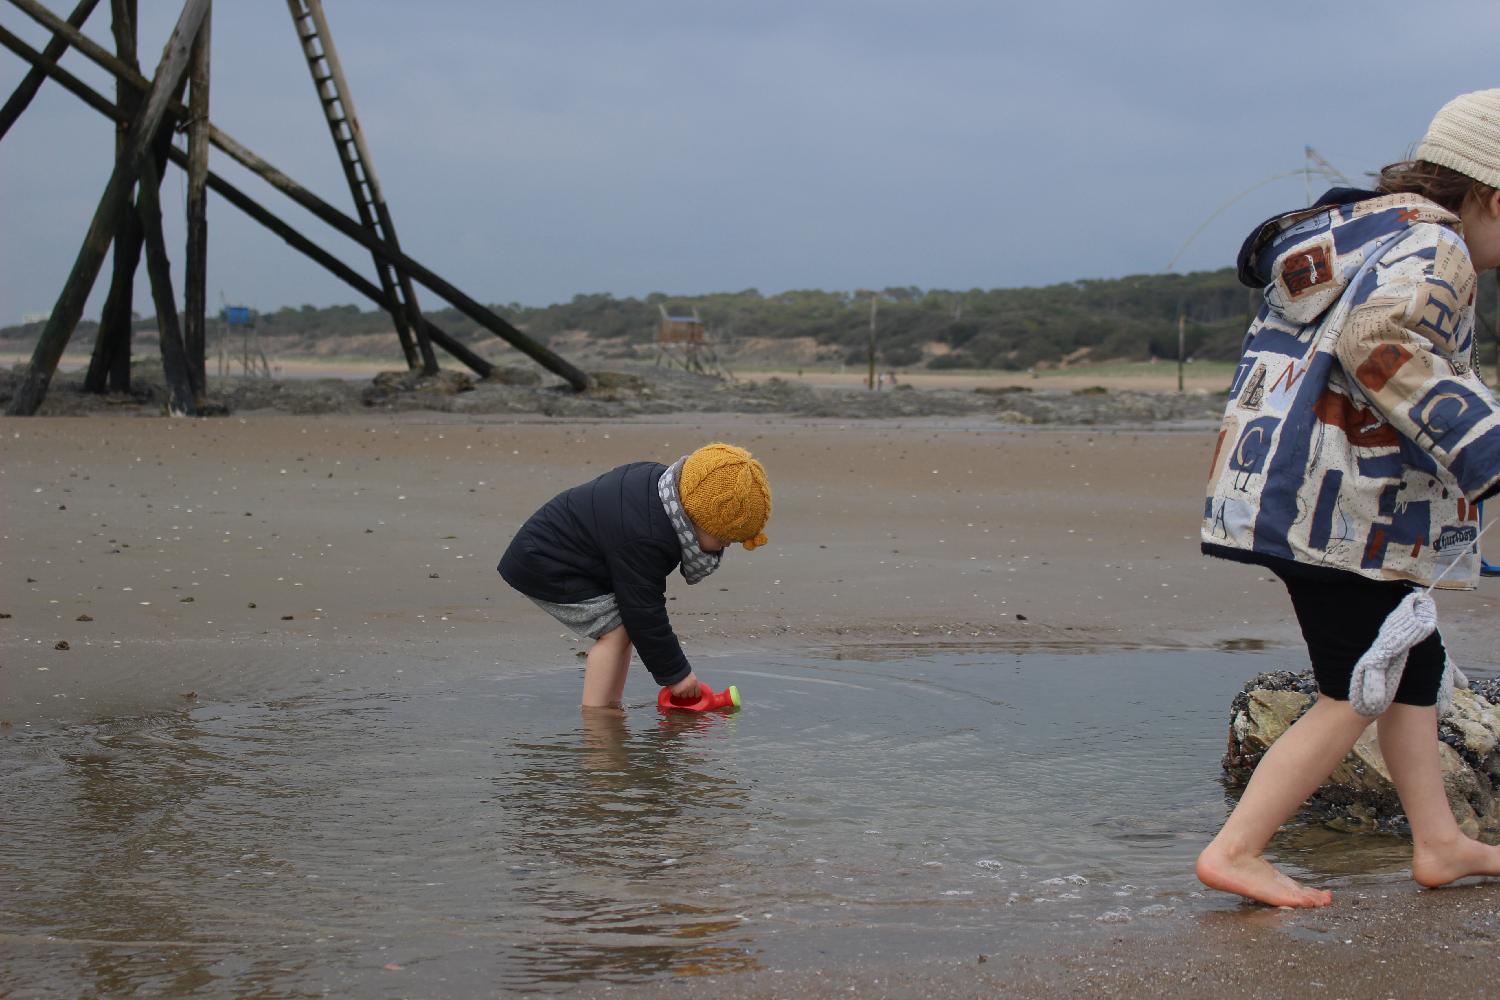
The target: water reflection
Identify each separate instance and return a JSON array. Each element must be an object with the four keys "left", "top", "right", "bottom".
[
  {"left": 1216, "top": 637, "right": 1271, "bottom": 652},
  {"left": 494, "top": 706, "right": 760, "bottom": 987},
  {"left": 8, "top": 649, "right": 1452, "bottom": 996},
  {"left": 10, "top": 713, "right": 321, "bottom": 997},
  {"left": 62, "top": 720, "right": 217, "bottom": 997}
]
